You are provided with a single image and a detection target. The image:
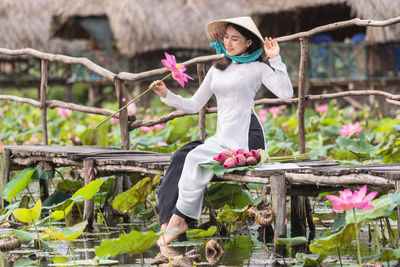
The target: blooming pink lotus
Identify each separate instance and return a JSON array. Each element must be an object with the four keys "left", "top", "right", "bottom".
[
  {"left": 269, "top": 106, "right": 283, "bottom": 116},
  {"left": 127, "top": 102, "right": 137, "bottom": 116},
  {"left": 338, "top": 122, "right": 363, "bottom": 137},
  {"left": 0, "top": 140, "right": 3, "bottom": 146},
  {"left": 157, "top": 141, "right": 168, "bottom": 147},
  {"left": 258, "top": 108, "right": 268, "bottom": 123},
  {"left": 316, "top": 104, "right": 328, "bottom": 116},
  {"left": 326, "top": 185, "right": 377, "bottom": 211},
  {"left": 110, "top": 117, "right": 119, "bottom": 124},
  {"left": 154, "top": 124, "right": 166, "bottom": 130},
  {"left": 162, "top": 52, "right": 194, "bottom": 87},
  {"left": 57, "top": 108, "right": 72, "bottom": 117},
  {"left": 140, "top": 124, "right": 166, "bottom": 133}
]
